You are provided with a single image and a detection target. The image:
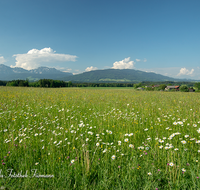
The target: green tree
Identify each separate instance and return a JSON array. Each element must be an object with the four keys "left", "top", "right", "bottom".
[
  {"left": 194, "top": 82, "right": 200, "bottom": 90},
  {"left": 134, "top": 83, "right": 142, "bottom": 89},
  {"left": 68, "top": 81, "right": 72, "bottom": 87},
  {"left": 159, "top": 84, "right": 167, "bottom": 90},
  {"left": 179, "top": 85, "right": 189, "bottom": 92}
]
